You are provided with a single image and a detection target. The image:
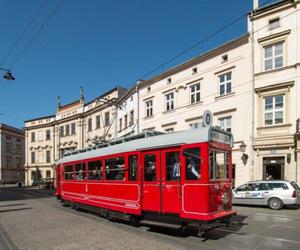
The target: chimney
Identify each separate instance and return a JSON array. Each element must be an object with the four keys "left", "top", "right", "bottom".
[{"left": 253, "top": 0, "right": 259, "bottom": 9}]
